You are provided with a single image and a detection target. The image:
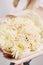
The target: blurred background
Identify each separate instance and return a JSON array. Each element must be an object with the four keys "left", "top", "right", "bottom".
[{"left": 0, "top": 0, "right": 43, "bottom": 65}]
